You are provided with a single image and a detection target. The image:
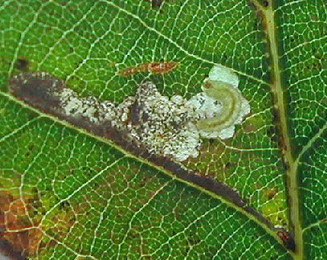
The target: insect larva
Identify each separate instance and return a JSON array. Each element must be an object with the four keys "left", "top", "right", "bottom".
[
  {"left": 118, "top": 61, "right": 178, "bottom": 76},
  {"left": 118, "top": 66, "right": 143, "bottom": 76},
  {"left": 196, "top": 80, "right": 243, "bottom": 133},
  {"left": 145, "top": 61, "right": 179, "bottom": 74}
]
